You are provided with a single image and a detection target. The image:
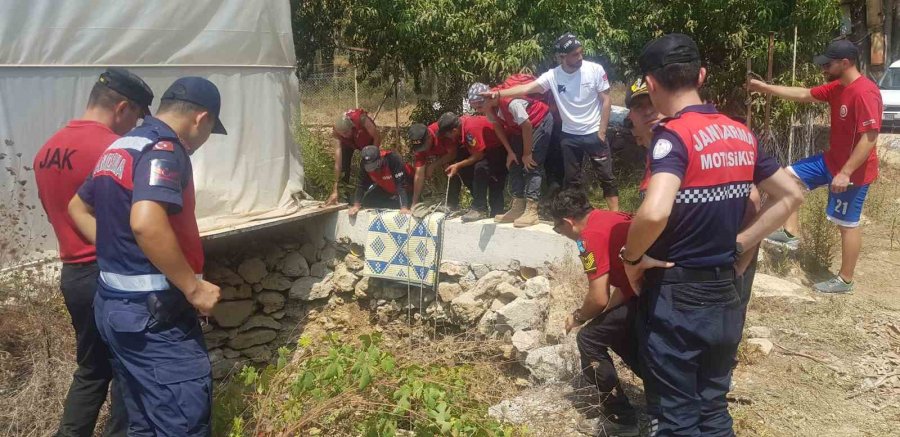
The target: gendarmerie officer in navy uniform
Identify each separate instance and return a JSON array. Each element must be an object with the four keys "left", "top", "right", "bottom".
[{"left": 621, "top": 34, "right": 803, "bottom": 436}]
